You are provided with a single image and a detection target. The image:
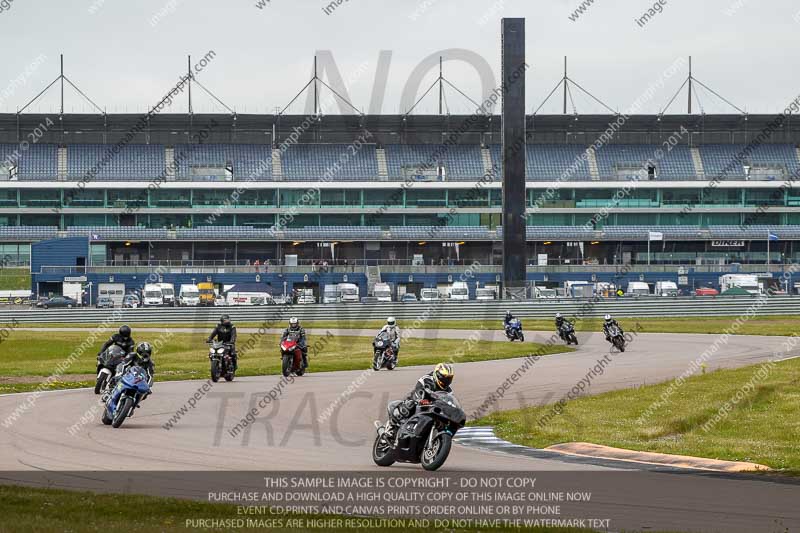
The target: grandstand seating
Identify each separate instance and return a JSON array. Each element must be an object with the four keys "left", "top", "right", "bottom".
[
  {"left": 595, "top": 144, "right": 695, "bottom": 180},
  {"left": 67, "top": 144, "right": 166, "bottom": 180},
  {"left": 700, "top": 144, "right": 800, "bottom": 179},
  {"left": 0, "top": 226, "right": 59, "bottom": 239},
  {"left": 281, "top": 144, "right": 378, "bottom": 181},
  {"left": 0, "top": 144, "right": 58, "bottom": 179},
  {"left": 385, "top": 144, "right": 485, "bottom": 180},
  {"left": 66, "top": 226, "right": 171, "bottom": 240},
  {"left": 174, "top": 144, "right": 272, "bottom": 180}
]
